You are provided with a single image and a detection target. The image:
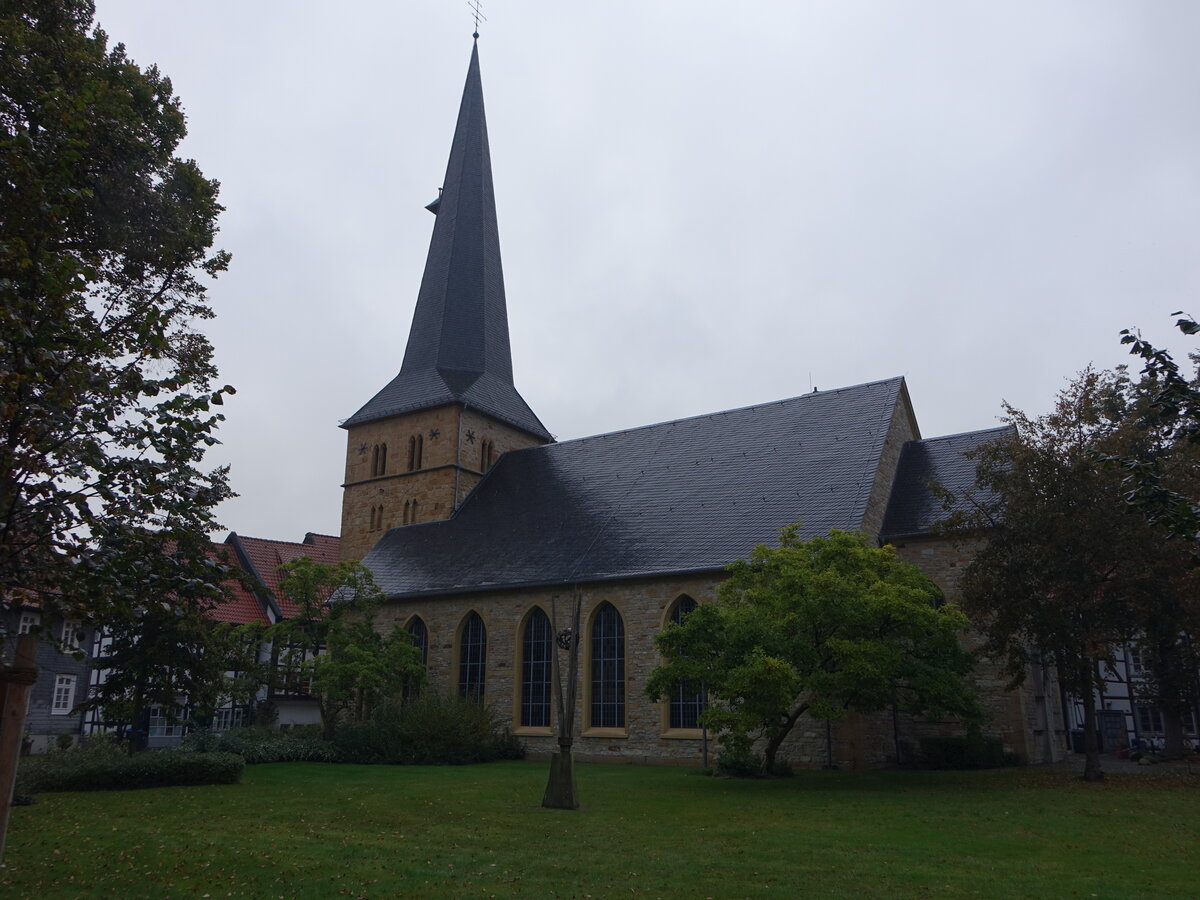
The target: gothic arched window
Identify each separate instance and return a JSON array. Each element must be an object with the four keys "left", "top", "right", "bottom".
[
  {"left": 590, "top": 603, "right": 625, "bottom": 728},
  {"left": 668, "top": 595, "right": 705, "bottom": 729},
  {"left": 521, "top": 608, "right": 552, "bottom": 728},
  {"left": 458, "top": 612, "right": 487, "bottom": 702},
  {"left": 408, "top": 615, "right": 429, "bottom": 667},
  {"left": 404, "top": 616, "right": 429, "bottom": 700}
]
